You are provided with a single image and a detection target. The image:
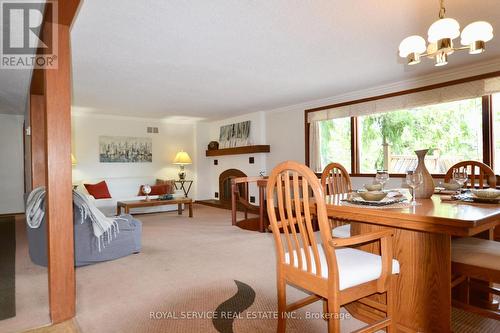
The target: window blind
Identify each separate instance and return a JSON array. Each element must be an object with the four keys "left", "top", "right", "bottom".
[{"left": 307, "top": 77, "right": 500, "bottom": 123}]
